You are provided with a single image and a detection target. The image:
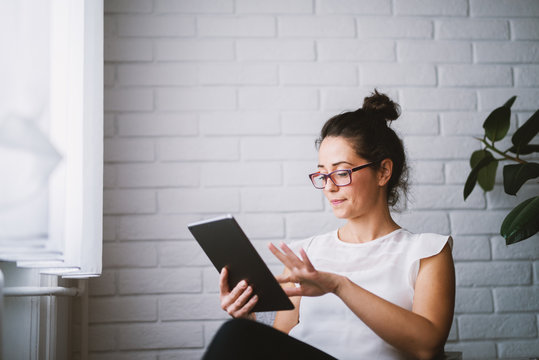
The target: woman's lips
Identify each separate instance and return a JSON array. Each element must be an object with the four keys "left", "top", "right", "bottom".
[{"left": 330, "top": 199, "right": 346, "bottom": 206}]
